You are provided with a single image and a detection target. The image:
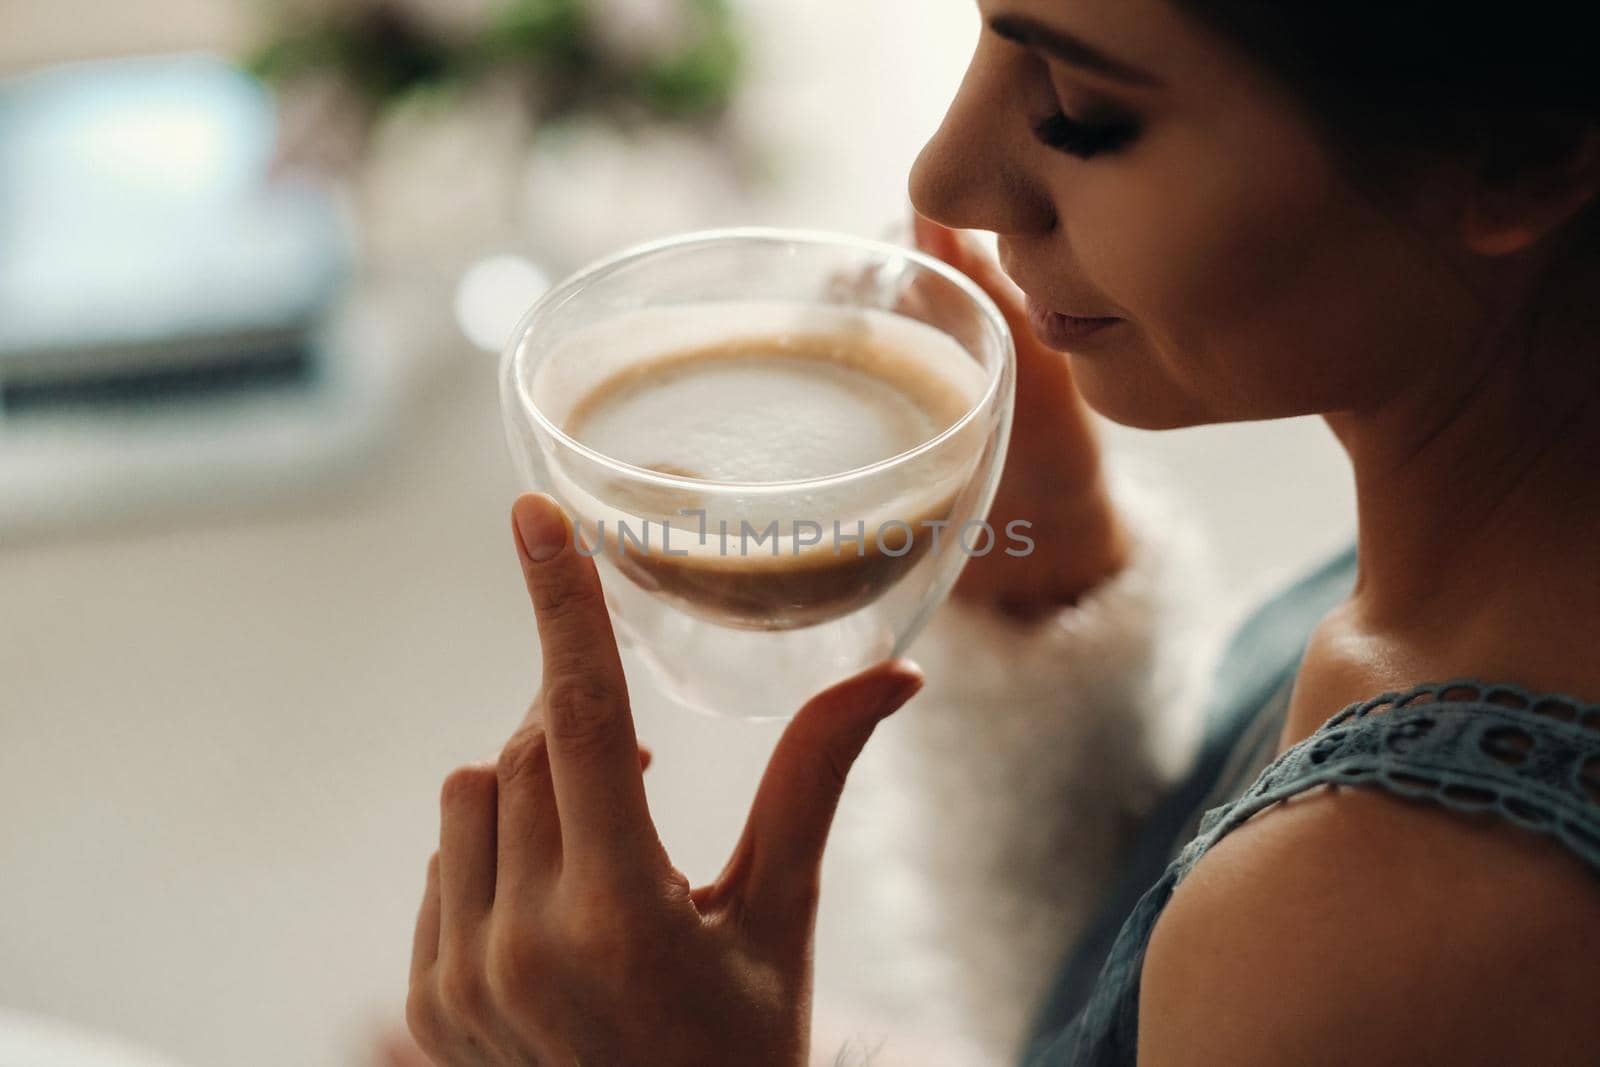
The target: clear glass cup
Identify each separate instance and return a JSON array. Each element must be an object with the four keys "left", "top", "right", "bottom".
[{"left": 500, "top": 227, "right": 1015, "bottom": 720}]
